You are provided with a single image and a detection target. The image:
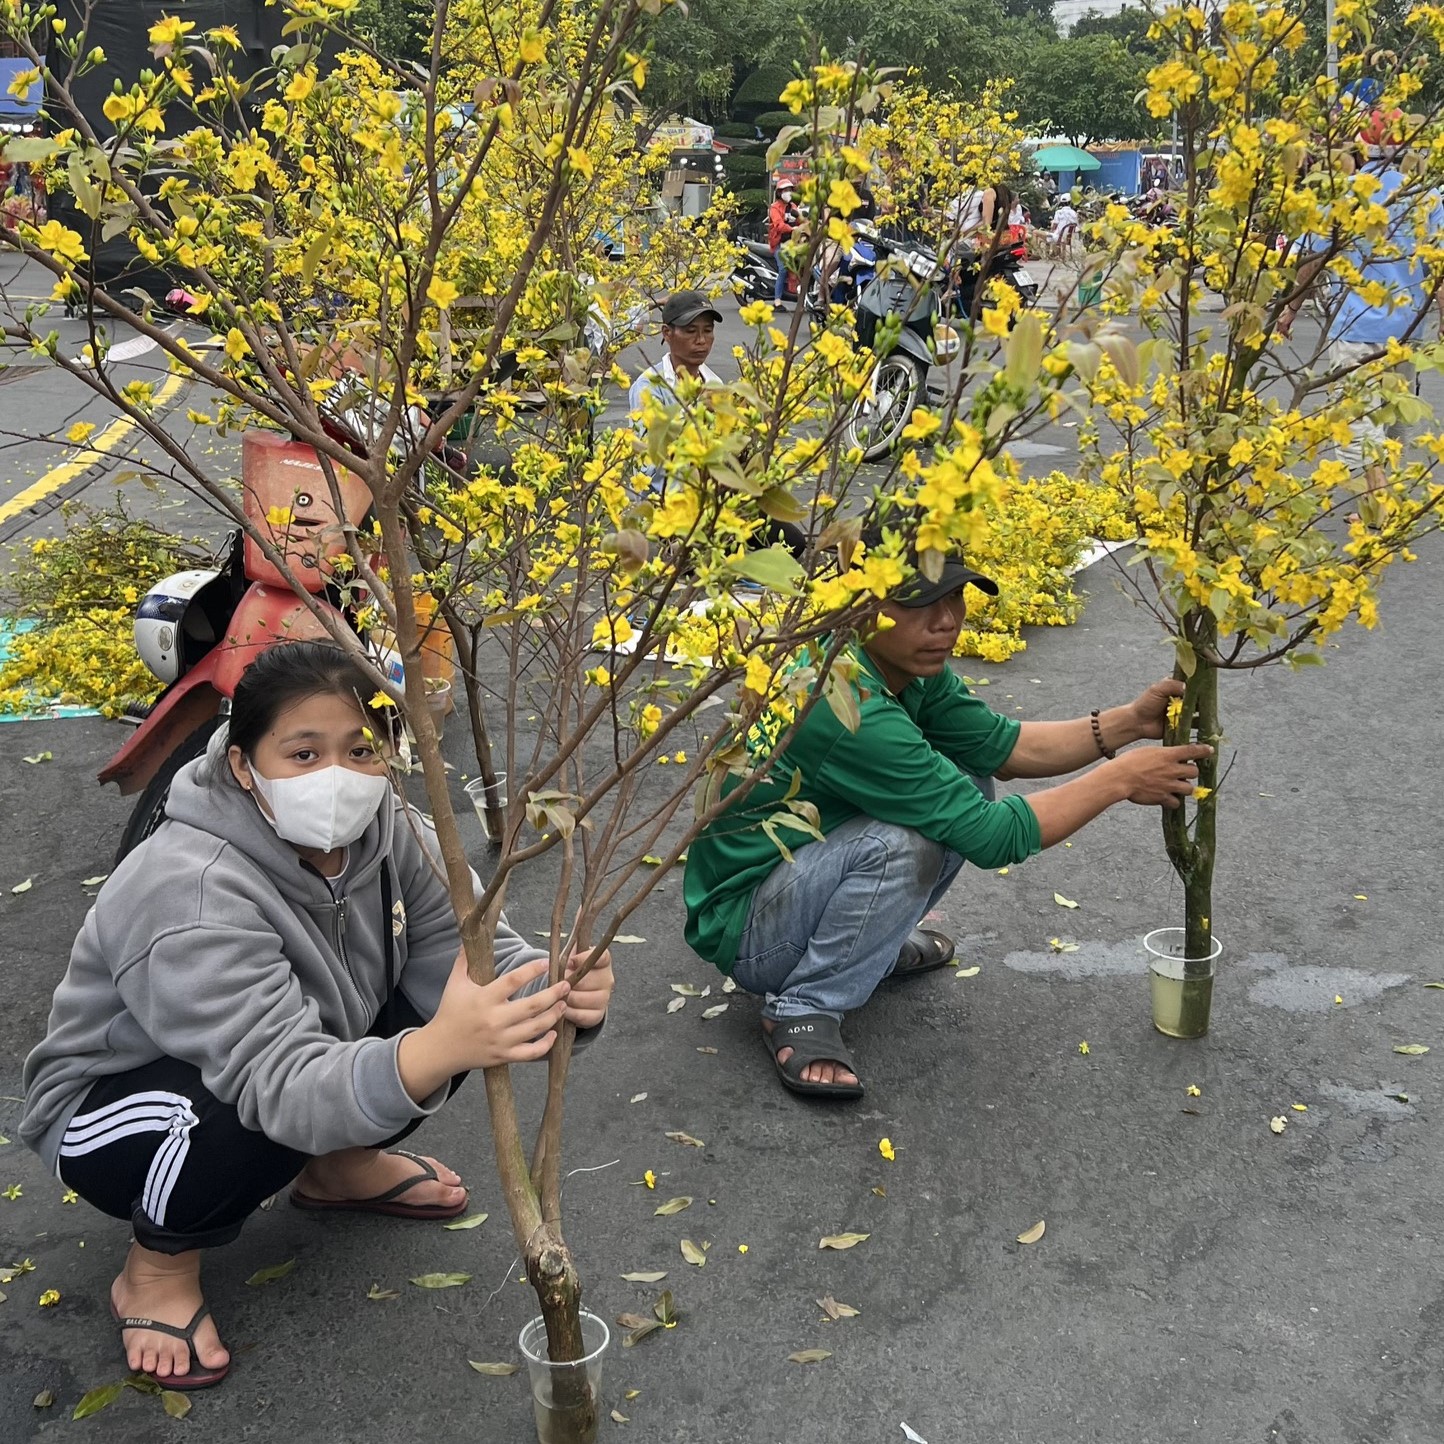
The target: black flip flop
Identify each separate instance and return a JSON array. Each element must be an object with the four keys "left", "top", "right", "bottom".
[
  {"left": 111, "top": 1300, "right": 230, "bottom": 1390},
  {"left": 290, "top": 1148, "right": 470, "bottom": 1220},
  {"left": 885, "top": 927, "right": 956, "bottom": 982},
  {"left": 764, "top": 1014, "right": 865, "bottom": 1100}
]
